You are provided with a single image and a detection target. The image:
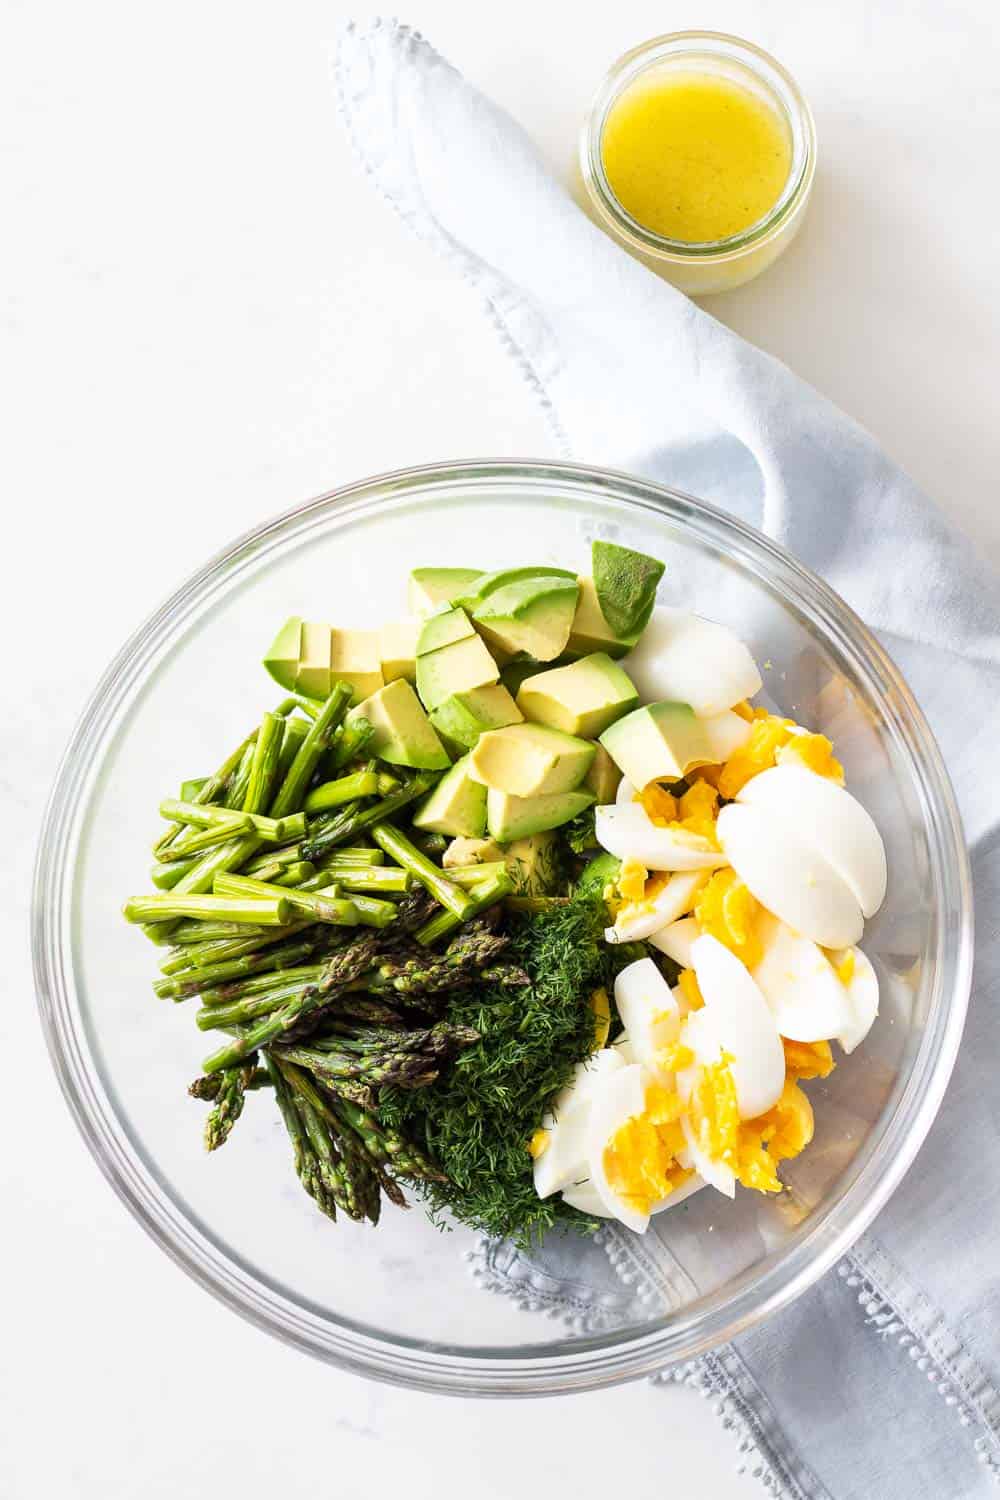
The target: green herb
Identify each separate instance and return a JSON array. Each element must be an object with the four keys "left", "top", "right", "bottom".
[
  {"left": 377, "top": 892, "right": 611, "bottom": 1247},
  {"left": 592, "top": 540, "right": 665, "bottom": 638},
  {"left": 561, "top": 806, "right": 599, "bottom": 855}
]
